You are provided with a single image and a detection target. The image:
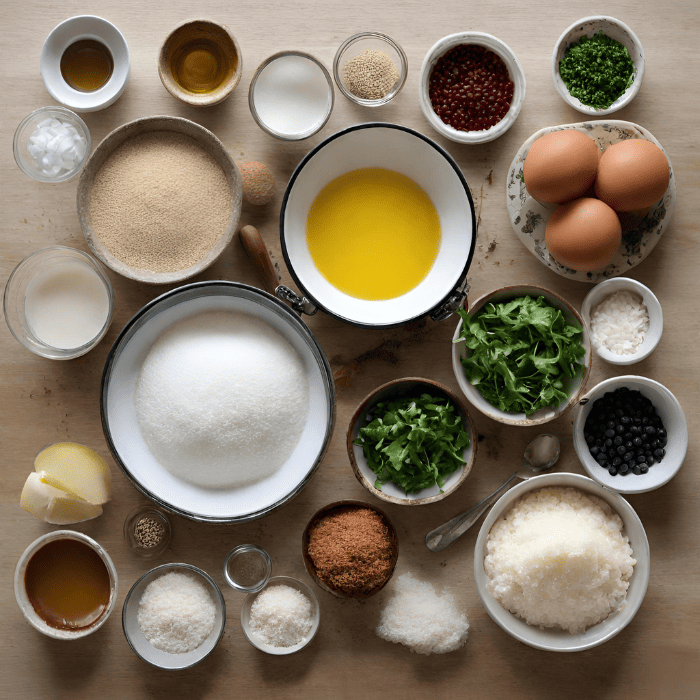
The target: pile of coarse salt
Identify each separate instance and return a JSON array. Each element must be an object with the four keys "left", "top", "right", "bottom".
[
  {"left": 590, "top": 290, "right": 649, "bottom": 355},
  {"left": 137, "top": 571, "right": 216, "bottom": 654},
  {"left": 26, "top": 118, "right": 87, "bottom": 178},
  {"left": 249, "top": 585, "right": 314, "bottom": 647}
]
